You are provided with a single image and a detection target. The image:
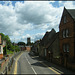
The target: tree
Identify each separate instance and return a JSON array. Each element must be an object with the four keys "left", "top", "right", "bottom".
[
  {"left": 3, "top": 46, "right": 7, "bottom": 55},
  {"left": 0, "top": 33, "right": 21, "bottom": 55},
  {"left": 15, "top": 45, "right": 20, "bottom": 52},
  {"left": 17, "top": 42, "right": 25, "bottom": 46}
]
